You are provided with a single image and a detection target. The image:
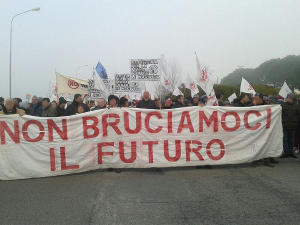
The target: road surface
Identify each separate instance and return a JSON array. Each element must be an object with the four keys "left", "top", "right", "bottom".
[{"left": 1, "top": 157, "right": 300, "bottom": 225}]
